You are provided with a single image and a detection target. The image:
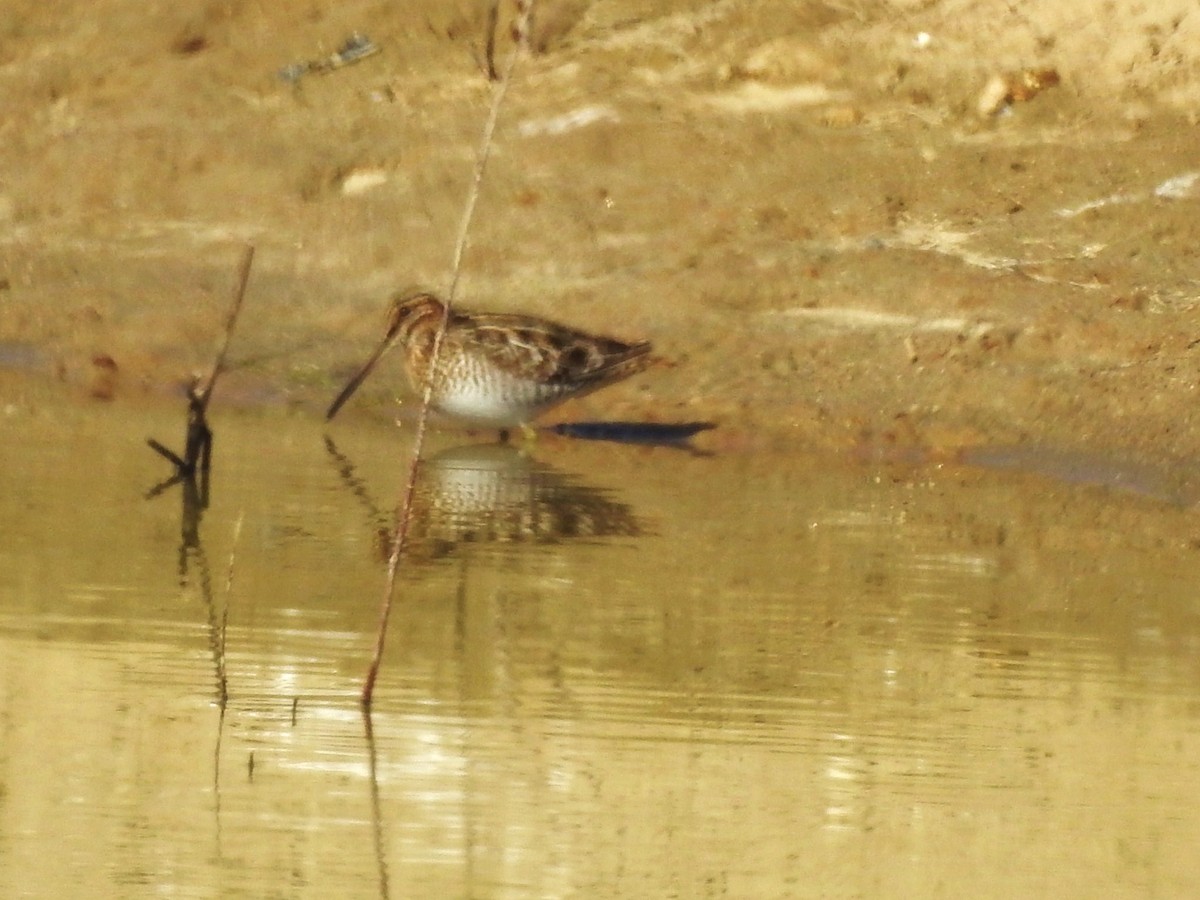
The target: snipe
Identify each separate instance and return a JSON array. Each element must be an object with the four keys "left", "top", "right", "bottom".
[{"left": 326, "top": 291, "right": 654, "bottom": 428}]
